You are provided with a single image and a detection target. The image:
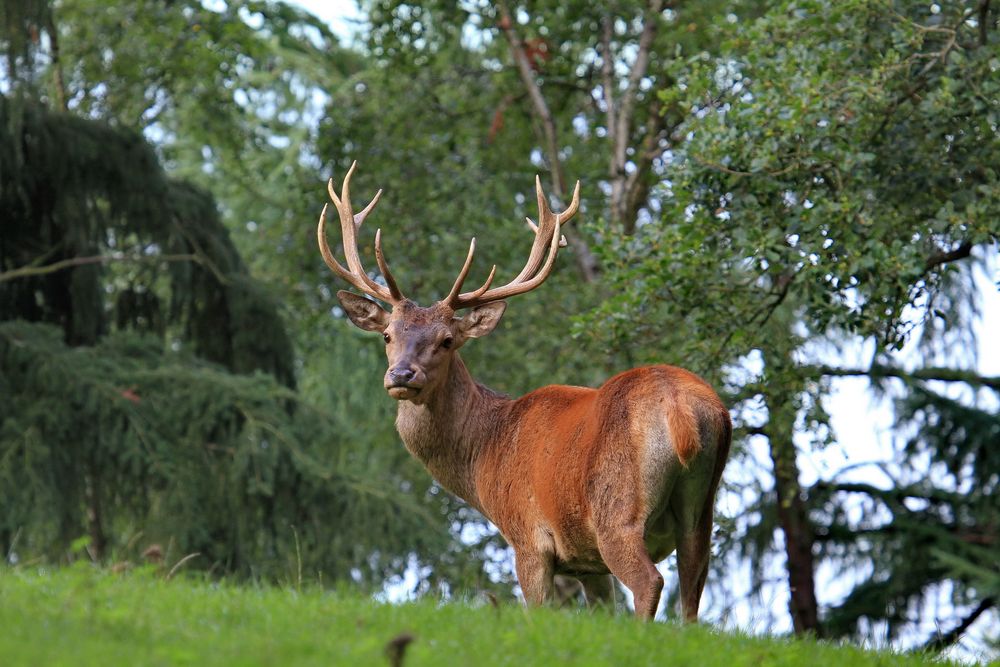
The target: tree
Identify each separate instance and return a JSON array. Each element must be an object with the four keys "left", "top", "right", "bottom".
[
  {"left": 577, "top": 0, "right": 998, "bottom": 648},
  {"left": 0, "top": 0, "right": 456, "bottom": 586}
]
